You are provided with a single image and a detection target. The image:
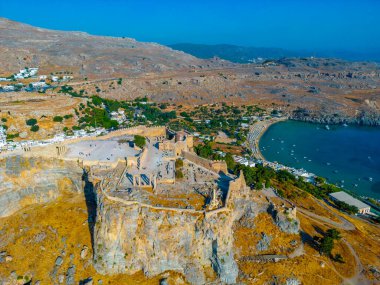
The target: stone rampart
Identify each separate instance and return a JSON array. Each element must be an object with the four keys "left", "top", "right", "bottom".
[{"left": 182, "top": 151, "right": 228, "bottom": 174}]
